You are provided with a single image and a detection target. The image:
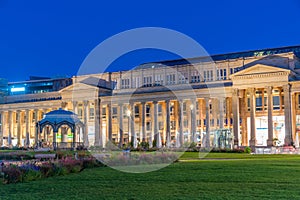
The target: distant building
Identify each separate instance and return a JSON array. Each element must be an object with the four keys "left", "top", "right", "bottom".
[{"left": 0, "top": 45, "right": 300, "bottom": 148}]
